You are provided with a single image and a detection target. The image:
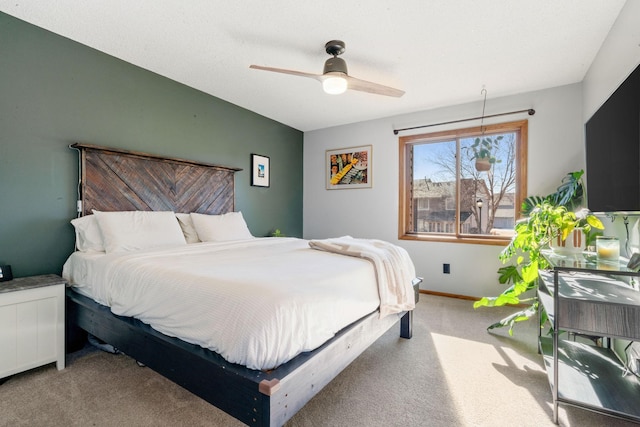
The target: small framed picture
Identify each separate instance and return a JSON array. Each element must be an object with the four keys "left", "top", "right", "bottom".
[
  {"left": 326, "top": 145, "right": 372, "bottom": 190},
  {"left": 251, "top": 154, "right": 270, "bottom": 187}
]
